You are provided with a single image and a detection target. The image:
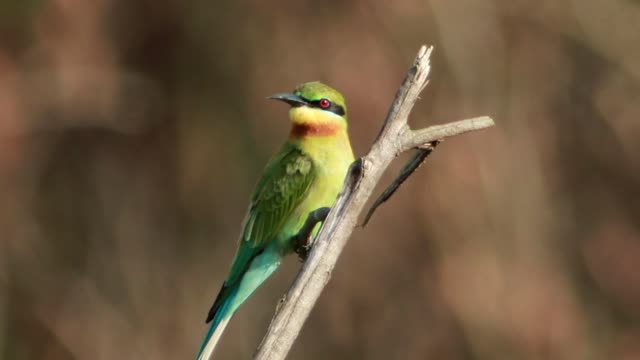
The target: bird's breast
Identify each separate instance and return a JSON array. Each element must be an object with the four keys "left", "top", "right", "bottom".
[{"left": 279, "top": 134, "right": 354, "bottom": 249}]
